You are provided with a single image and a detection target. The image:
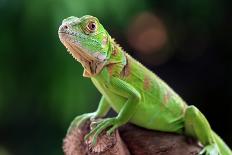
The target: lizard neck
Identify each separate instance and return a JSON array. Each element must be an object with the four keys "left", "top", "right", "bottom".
[
  {"left": 86, "top": 37, "right": 127, "bottom": 78},
  {"left": 104, "top": 38, "right": 127, "bottom": 77},
  {"left": 107, "top": 38, "right": 127, "bottom": 65},
  {"left": 82, "top": 35, "right": 112, "bottom": 77}
]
